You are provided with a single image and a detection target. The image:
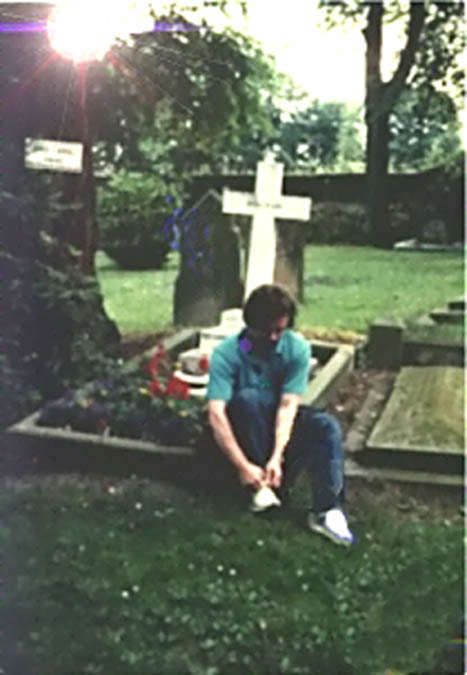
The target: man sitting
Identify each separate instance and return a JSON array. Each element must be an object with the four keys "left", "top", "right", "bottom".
[{"left": 206, "top": 283, "right": 354, "bottom": 547}]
